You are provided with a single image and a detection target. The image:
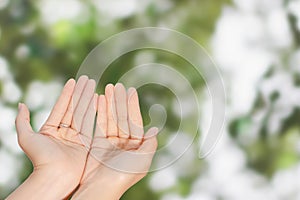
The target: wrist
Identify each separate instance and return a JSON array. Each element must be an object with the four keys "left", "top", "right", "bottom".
[
  {"left": 72, "top": 167, "right": 135, "bottom": 200},
  {"left": 93, "top": 166, "right": 138, "bottom": 190},
  {"left": 7, "top": 168, "right": 79, "bottom": 200},
  {"left": 33, "top": 165, "right": 79, "bottom": 184}
]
